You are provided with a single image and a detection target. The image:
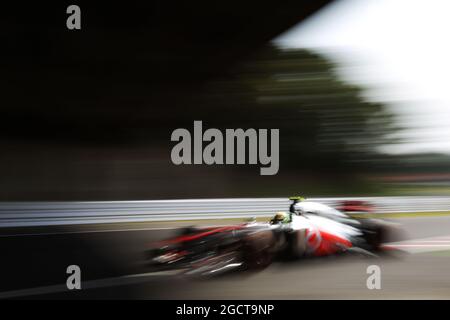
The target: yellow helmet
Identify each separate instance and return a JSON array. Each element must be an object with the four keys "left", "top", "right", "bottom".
[{"left": 271, "top": 211, "right": 289, "bottom": 224}]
